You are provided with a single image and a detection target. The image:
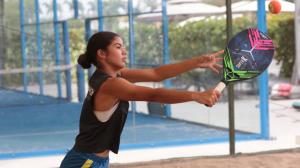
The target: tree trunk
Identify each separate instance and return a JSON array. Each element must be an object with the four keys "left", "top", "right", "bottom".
[{"left": 0, "top": 0, "right": 4, "bottom": 85}]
